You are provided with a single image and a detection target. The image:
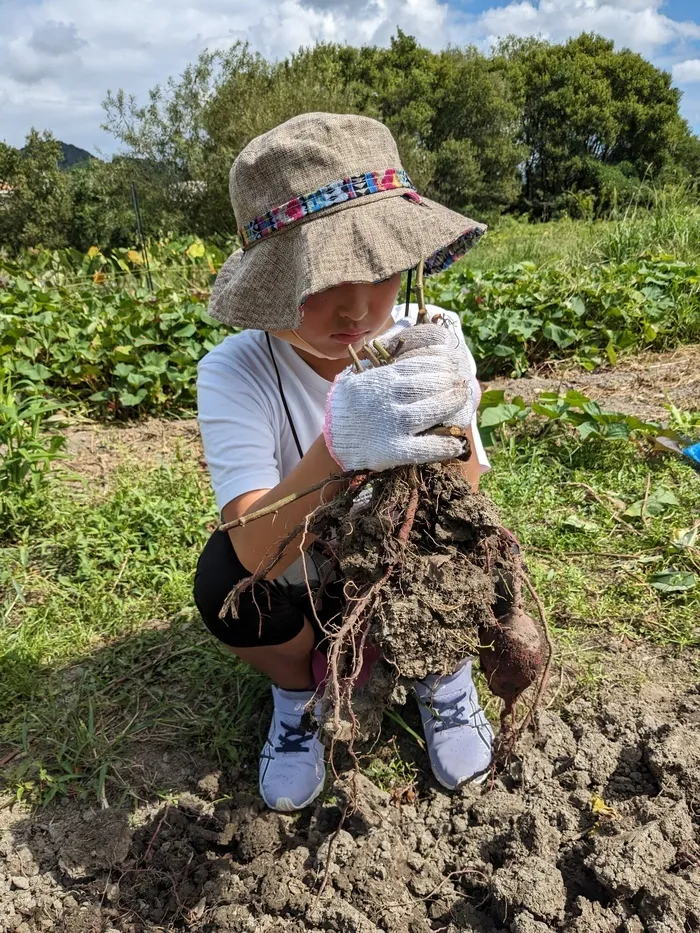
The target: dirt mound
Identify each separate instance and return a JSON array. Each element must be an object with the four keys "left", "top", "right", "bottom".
[{"left": 2, "top": 668, "right": 698, "bottom": 932}]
